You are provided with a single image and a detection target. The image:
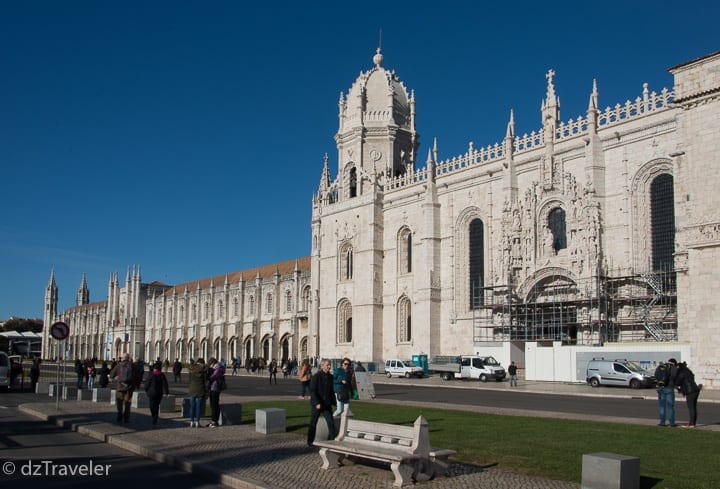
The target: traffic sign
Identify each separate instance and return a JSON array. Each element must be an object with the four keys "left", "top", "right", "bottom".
[{"left": 50, "top": 321, "right": 70, "bottom": 340}]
